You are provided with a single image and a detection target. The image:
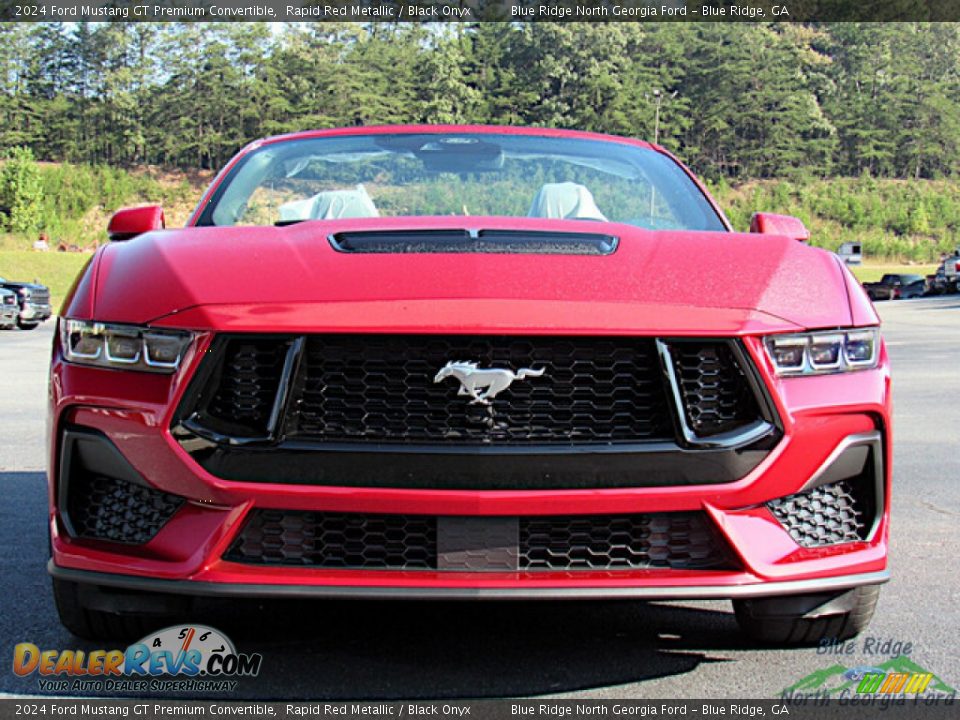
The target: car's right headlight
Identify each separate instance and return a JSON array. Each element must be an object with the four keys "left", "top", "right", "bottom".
[
  {"left": 764, "top": 328, "right": 880, "bottom": 376},
  {"left": 60, "top": 320, "right": 193, "bottom": 374}
]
